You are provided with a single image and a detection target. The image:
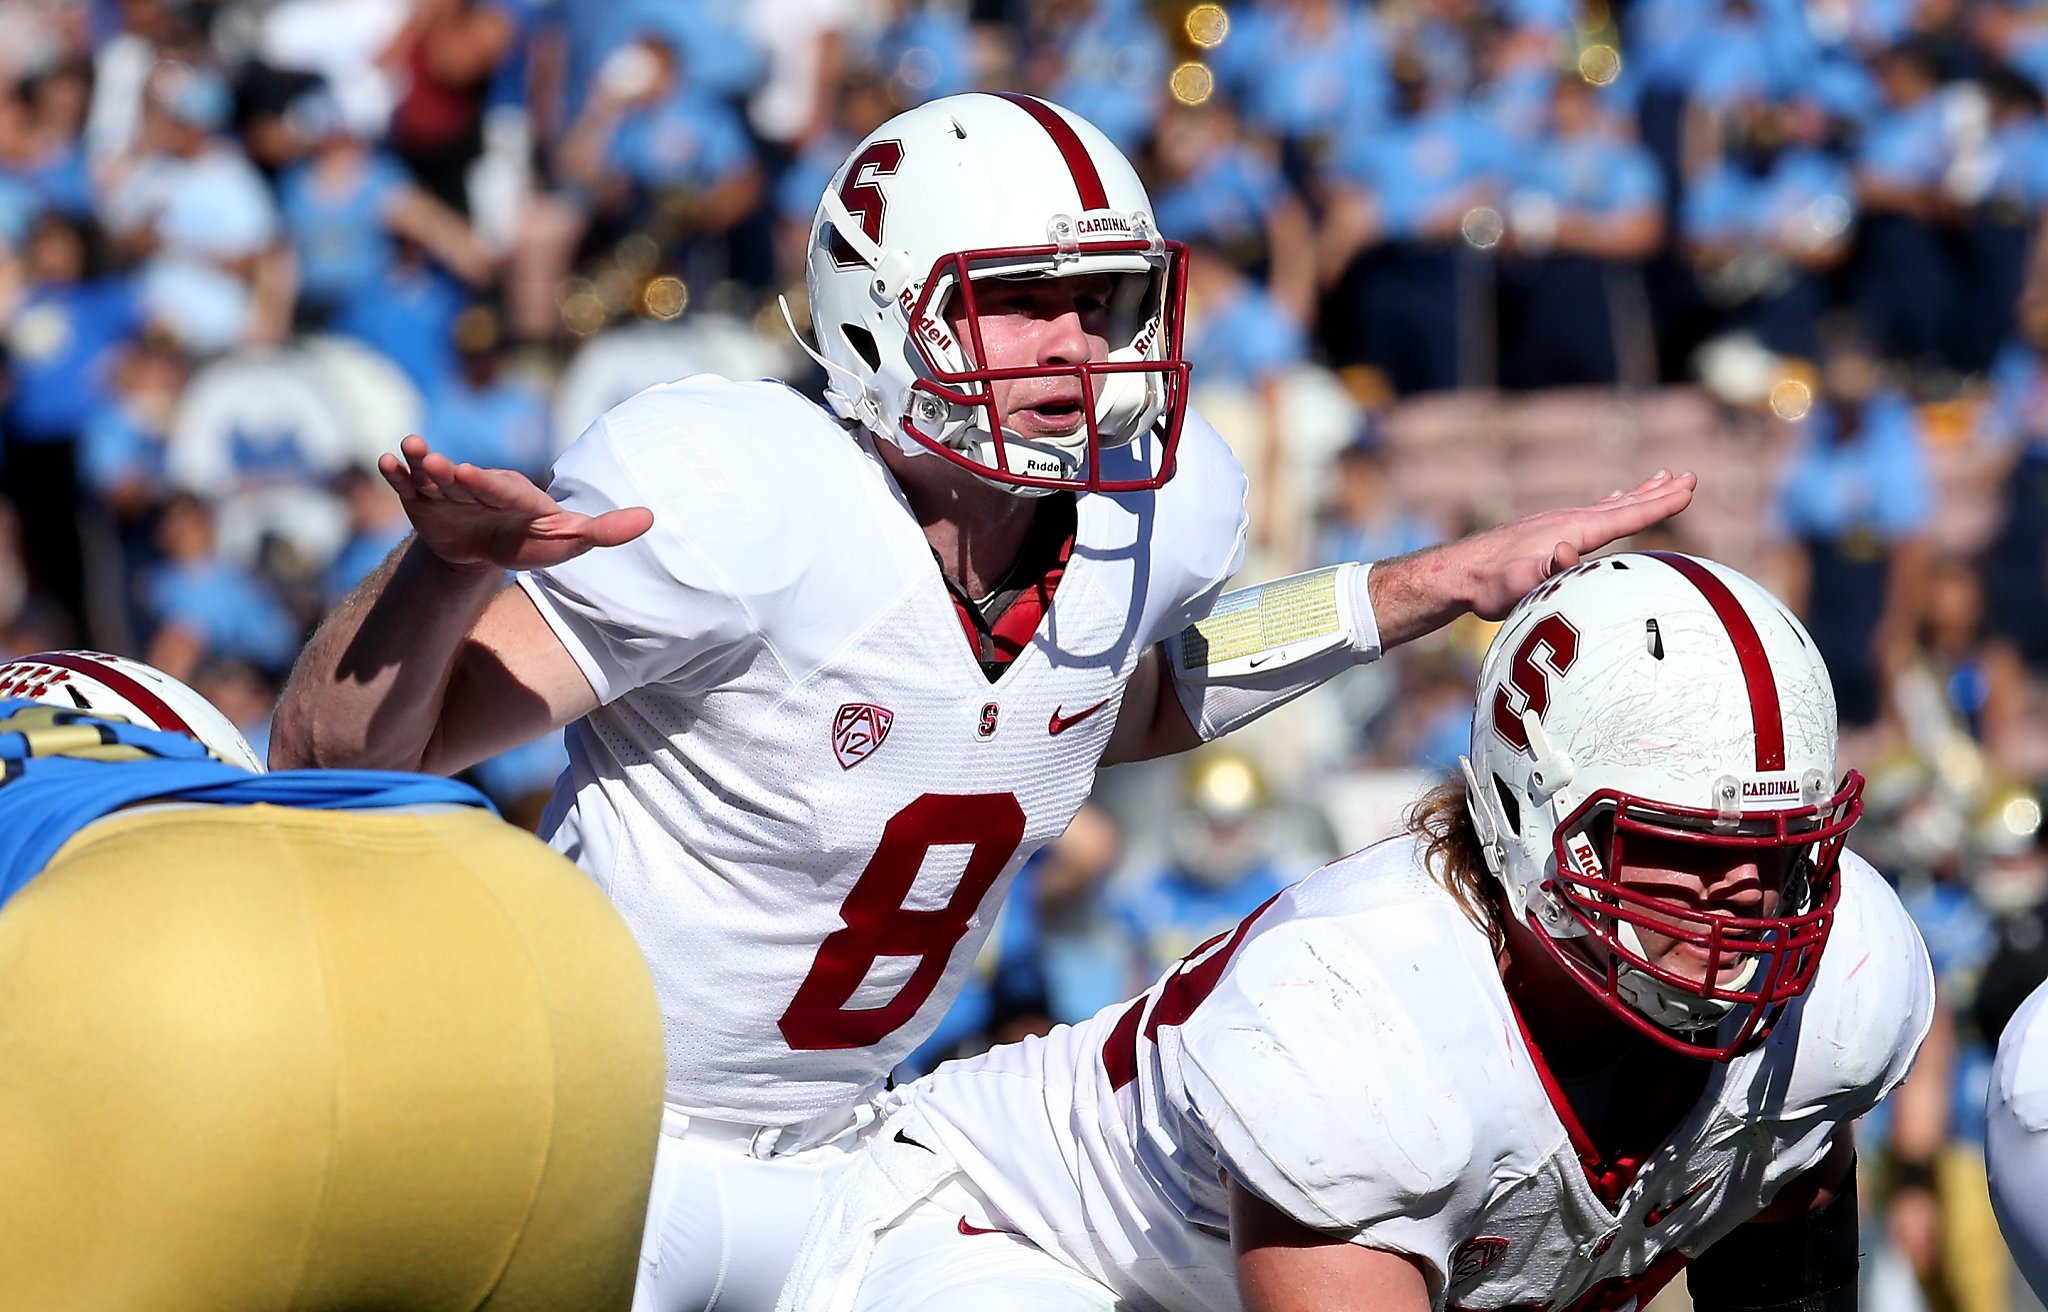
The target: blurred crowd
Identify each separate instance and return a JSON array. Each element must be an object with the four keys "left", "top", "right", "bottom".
[{"left": 5, "top": 0, "right": 2048, "bottom": 1307}]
